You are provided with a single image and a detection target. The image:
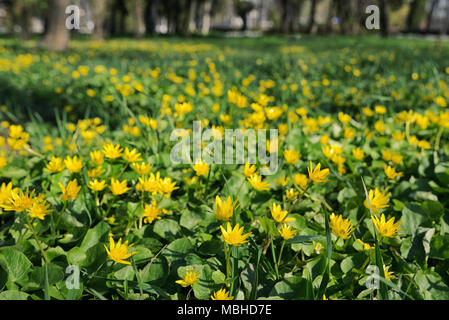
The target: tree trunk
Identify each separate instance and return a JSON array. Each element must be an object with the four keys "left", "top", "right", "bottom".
[
  {"left": 91, "top": 0, "right": 107, "bottom": 41},
  {"left": 188, "top": 0, "right": 197, "bottom": 33},
  {"left": 326, "top": 0, "right": 334, "bottom": 33},
  {"left": 425, "top": 0, "right": 438, "bottom": 33},
  {"left": 307, "top": 0, "right": 317, "bottom": 34},
  {"left": 407, "top": 0, "right": 426, "bottom": 32},
  {"left": 132, "top": 0, "right": 146, "bottom": 38},
  {"left": 145, "top": 0, "right": 158, "bottom": 35},
  {"left": 41, "top": 0, "right": 71, "bottom": 51},
  {"left": 379, "top": 0, "right": 389, "bottom": 37},
  {"left": 9, "top": 0, "right": 31, "bottom": 40},
  {"left": 201, "top": 0, "right": 212, "bottom": 34}
]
